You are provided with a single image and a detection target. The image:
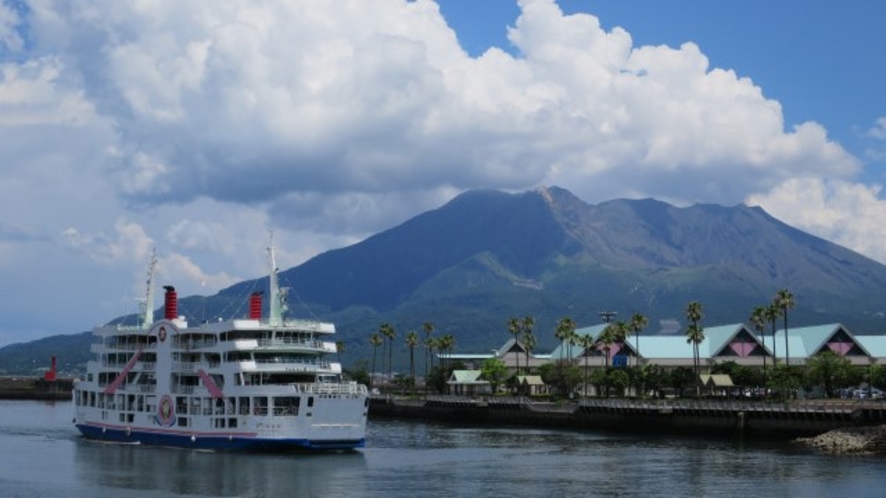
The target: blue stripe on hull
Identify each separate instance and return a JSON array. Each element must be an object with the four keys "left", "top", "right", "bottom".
[{"left": 76, "top": 424, "right": 365, "bottom": 451}]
